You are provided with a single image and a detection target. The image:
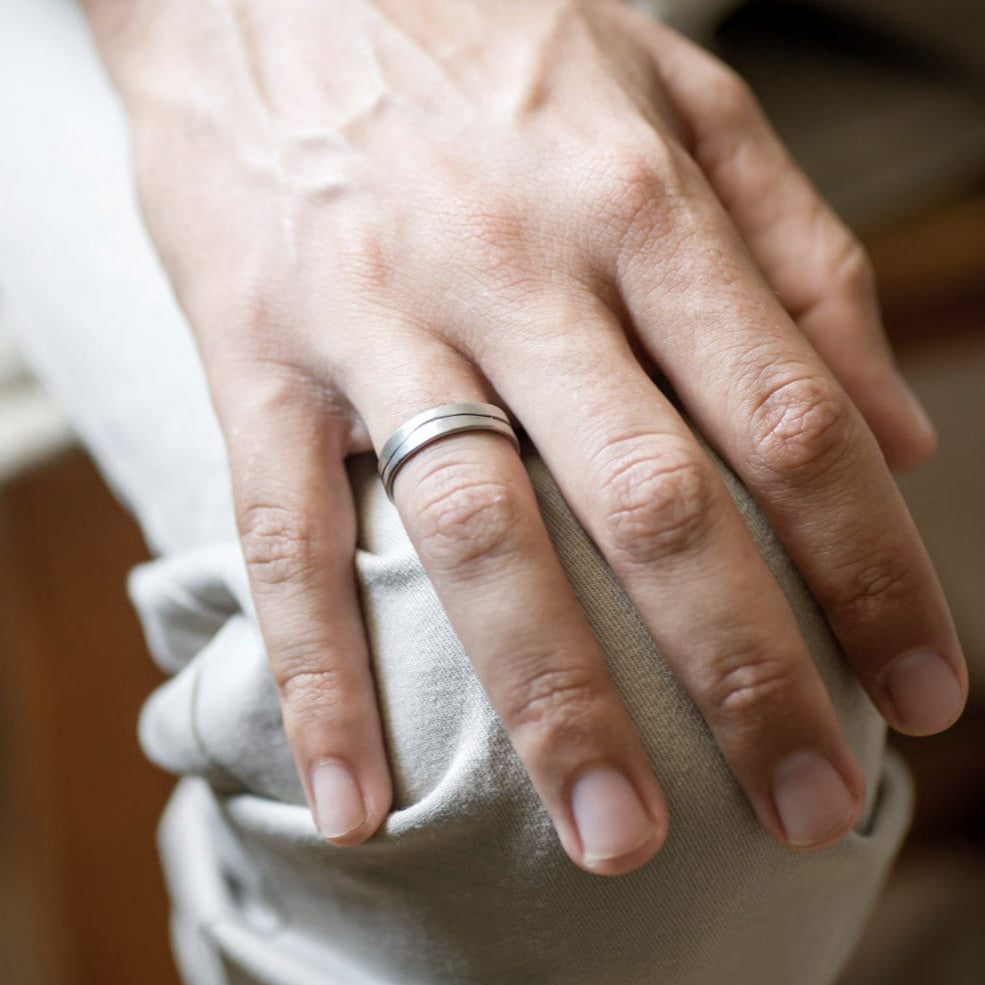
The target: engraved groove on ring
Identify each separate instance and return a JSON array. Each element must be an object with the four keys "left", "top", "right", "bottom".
[{"left": 378, "top": 402, "right": 519, "bottom": 500}]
